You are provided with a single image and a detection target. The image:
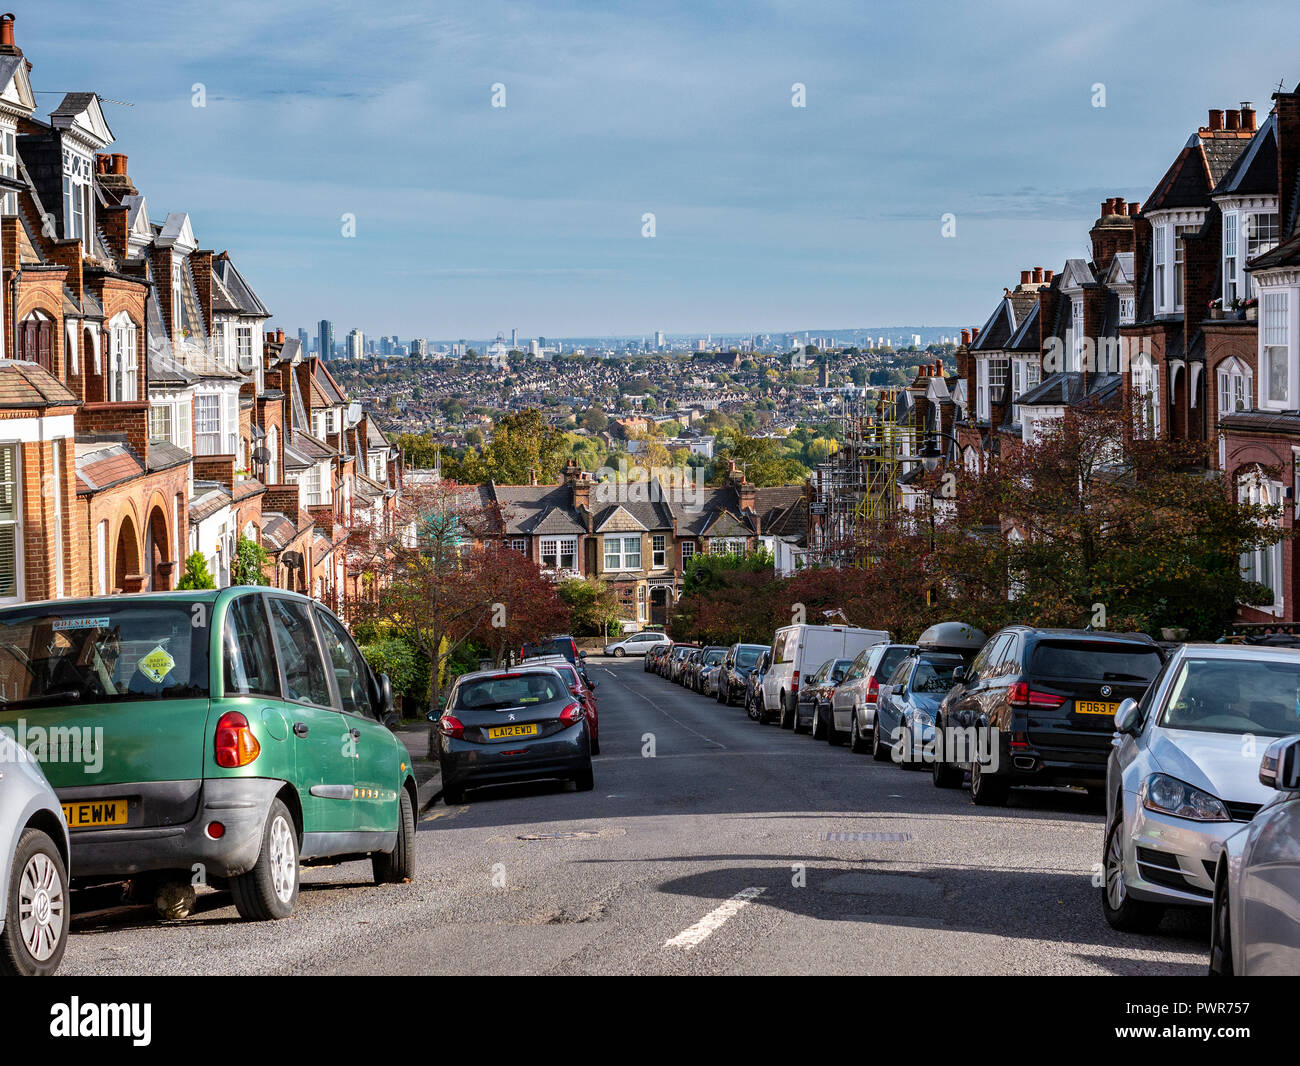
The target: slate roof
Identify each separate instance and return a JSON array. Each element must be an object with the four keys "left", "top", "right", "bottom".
[
  {"left": 76, "top": 441, "right": 144, "bottom": 493},
  {"left": 213, "top": 254, "right": 270, "bottom": 317},
  {"left": 1146, "top": 129, "right": 1254, "bottom": 213},
  {"left": 1214, "top": 114, "right": 1278, "bottom": 198},
  {"left": 146, "top": 440, "right": 191, "bottom": 473},
  {"left": 0, "top": 362, "right": 79, "bottom": 407},
  {"left": 491, "top": 484, "right": 582, "bottom": 535},
  {"left": 1016, "top": 372, "right": 1124, "bottom": 409}
]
